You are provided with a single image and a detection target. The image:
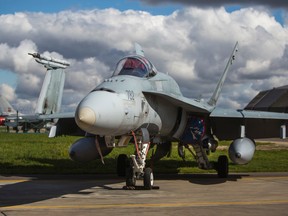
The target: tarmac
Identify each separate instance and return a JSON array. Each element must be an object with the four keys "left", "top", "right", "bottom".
[{"left": 0, "top": 173, "right": 287, "bottom": 216}]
